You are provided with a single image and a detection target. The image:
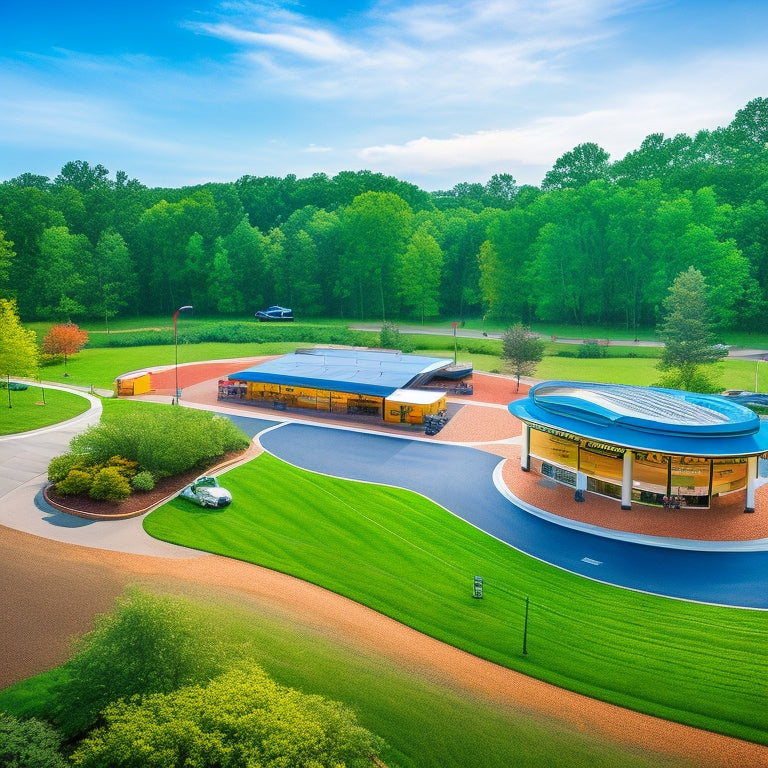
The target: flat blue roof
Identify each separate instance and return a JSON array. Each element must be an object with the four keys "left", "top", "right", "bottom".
[
  {"left": 509, "top": 381, "right": 768, "bottom": 457},
  {"left": 229, "top": 347, "right": 451, "bottom": 398}
]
